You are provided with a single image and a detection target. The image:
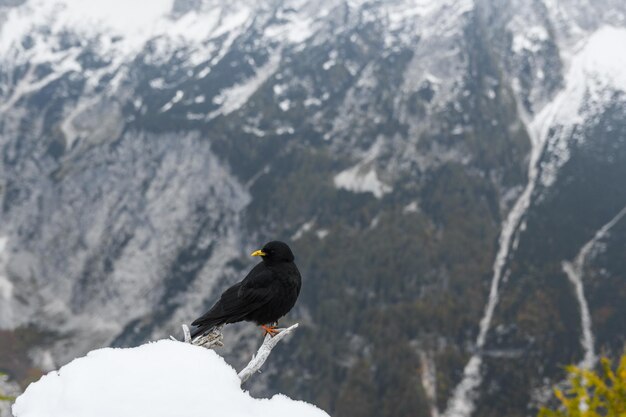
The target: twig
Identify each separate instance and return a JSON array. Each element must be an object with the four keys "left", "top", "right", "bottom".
[
  {"left": 172, "top": 322, "right": 299, "bottom": 384},
  {"left": 237, "top": 323, "right": 299, "bottom": 384}
]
